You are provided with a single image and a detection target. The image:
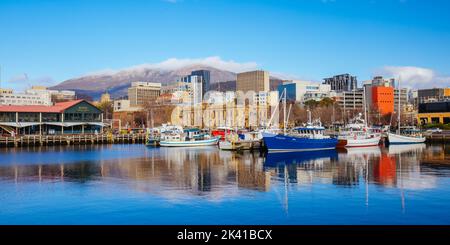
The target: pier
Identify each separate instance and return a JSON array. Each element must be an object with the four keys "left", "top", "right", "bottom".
[{"left": 0, "top": 133, "right": 147, "bottom": 147}]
